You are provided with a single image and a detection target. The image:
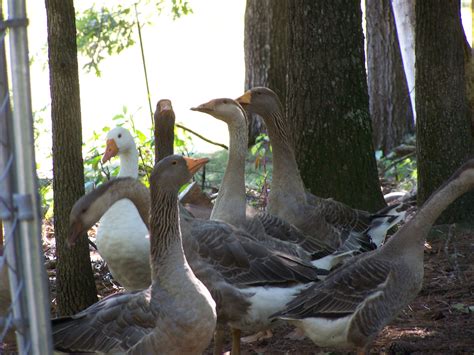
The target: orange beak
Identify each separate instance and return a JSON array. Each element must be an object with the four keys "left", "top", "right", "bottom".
[
  {"left": 184, "top": 156, "right": 210, "bottom": 175},
  {"left": 235, "top": 91, "right": 251, "bottom": 105},
  {"left": 102, "top": 139, "right": 119, "bottom": 163}
]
